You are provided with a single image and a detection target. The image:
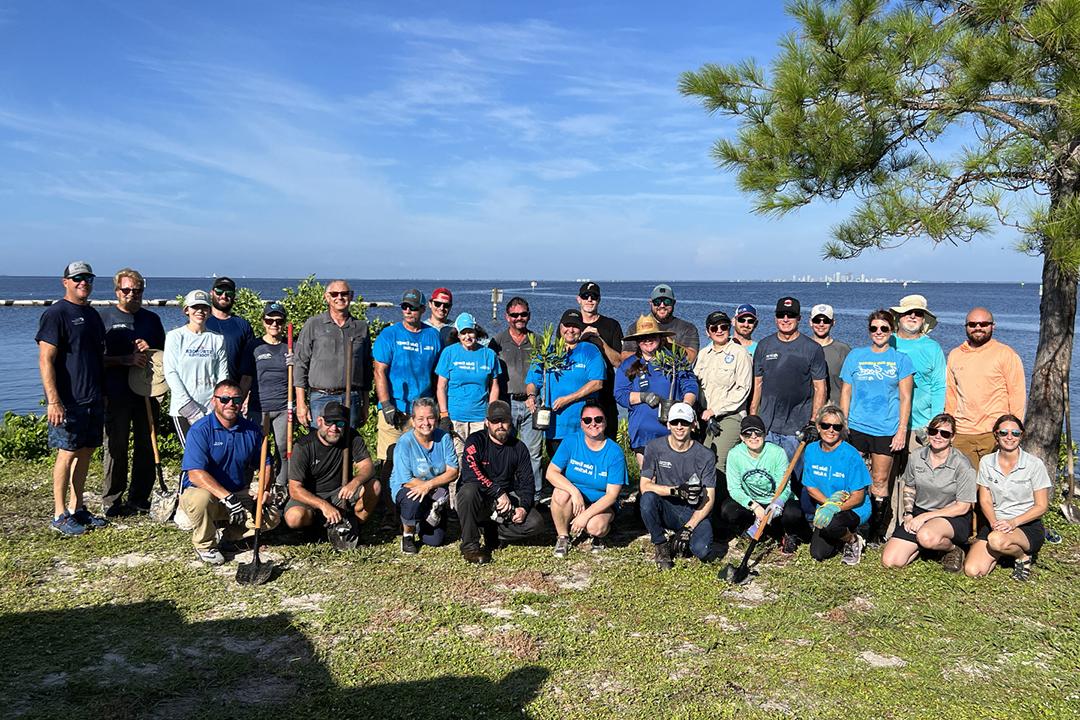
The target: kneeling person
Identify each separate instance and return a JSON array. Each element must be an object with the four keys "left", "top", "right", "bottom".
[
  {"left": 639, "top": 403, "right": 718, "bottom": 569},
  {"left": 457, "top": 400, "right": 546, "bottom": 564},
  {"left": 547, "top": 400, "right": 629, "bottom": 557},
  {"left": 285, "top": 402, "right": 378, "bottom": 548},
  {"left": 180, "top": 380, "right": 281, "bottom": 564}
]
